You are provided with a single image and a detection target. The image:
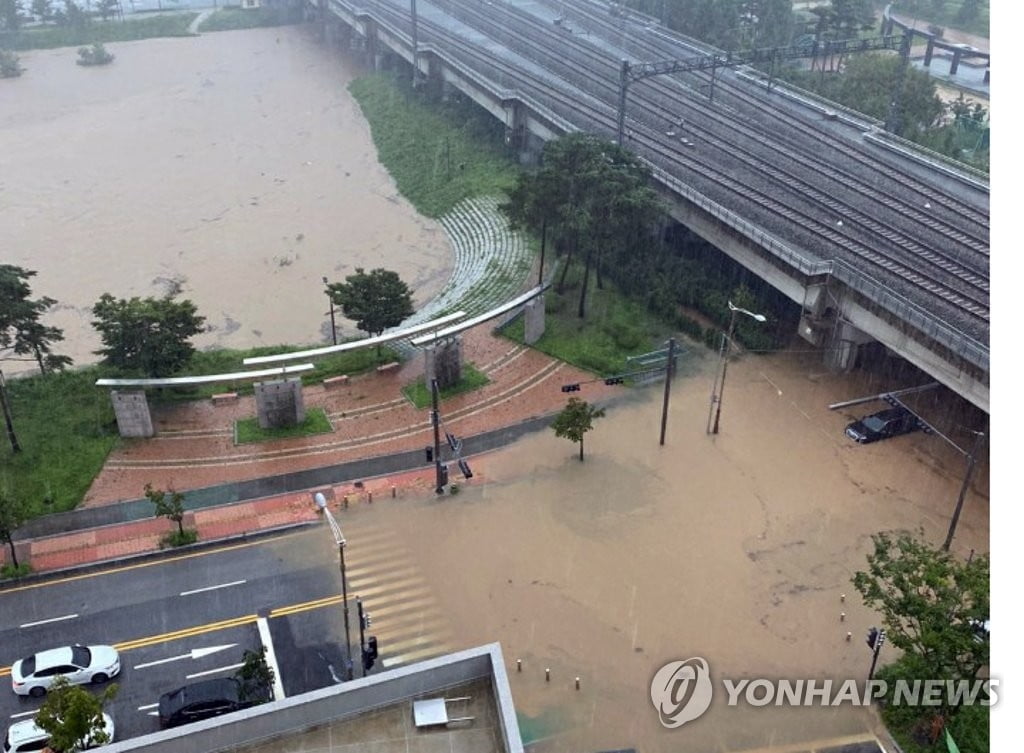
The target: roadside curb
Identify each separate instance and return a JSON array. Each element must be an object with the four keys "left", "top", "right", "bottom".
[{"left": 0, "top": 521, "right": 319, "bottom": 591}]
